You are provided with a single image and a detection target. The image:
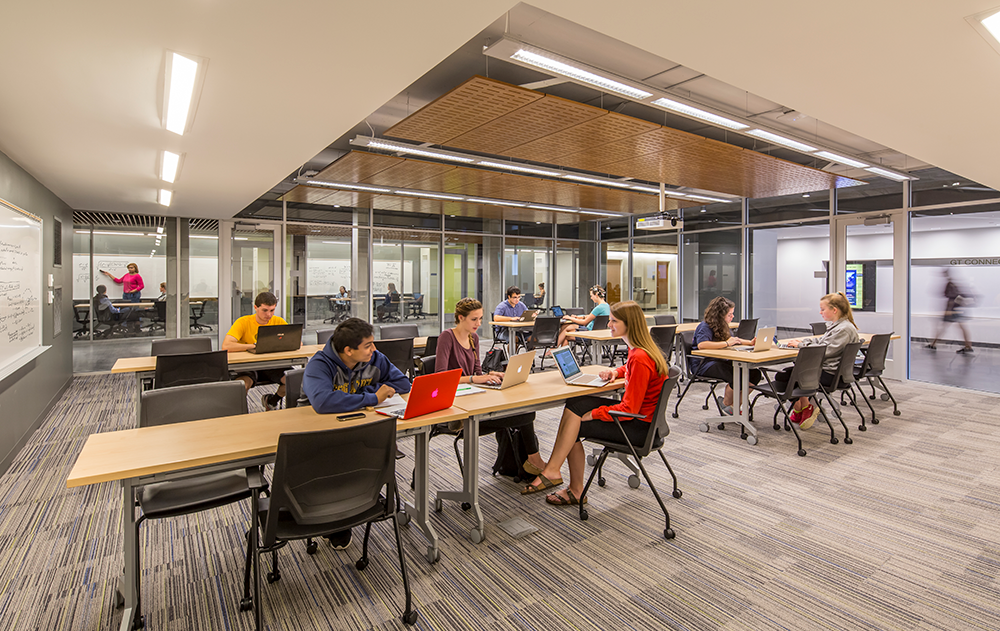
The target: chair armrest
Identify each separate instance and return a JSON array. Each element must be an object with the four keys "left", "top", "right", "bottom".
[
  {"left": 607, "top": 410, "right": 644, "bottom": 420},
  {"left": 245, "top": 466, "right": 267, "bottom": 491}
]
